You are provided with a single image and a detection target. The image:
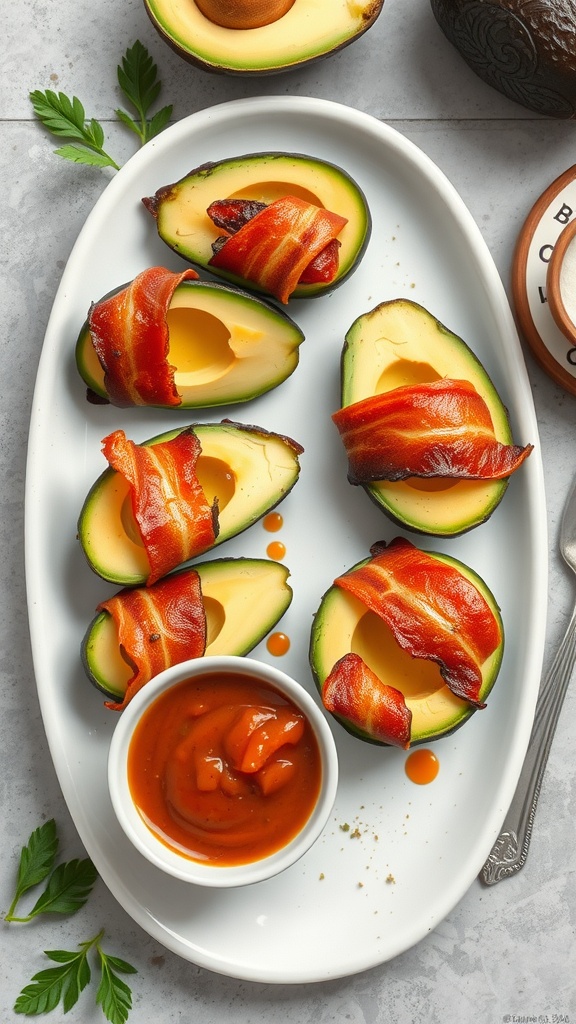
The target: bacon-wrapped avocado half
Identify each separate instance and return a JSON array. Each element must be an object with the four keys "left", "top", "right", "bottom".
[
  {"left": 309, "top": 538, "right": 504, "bottom": 747},
  {"left": 334, "top": 299, "right": 533, "bottom": 536},
  {"left": 82, "top": 557, "right": 293, "bottom": 710},
  {"left": 75, "top": 266, "right": 305, "bottom": 408},
  {"left": 142, "top": 152, "right": 371, "bottom": 302},
  {"left": 77, "top": 421, "right": 303, "bottom": 587}
]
